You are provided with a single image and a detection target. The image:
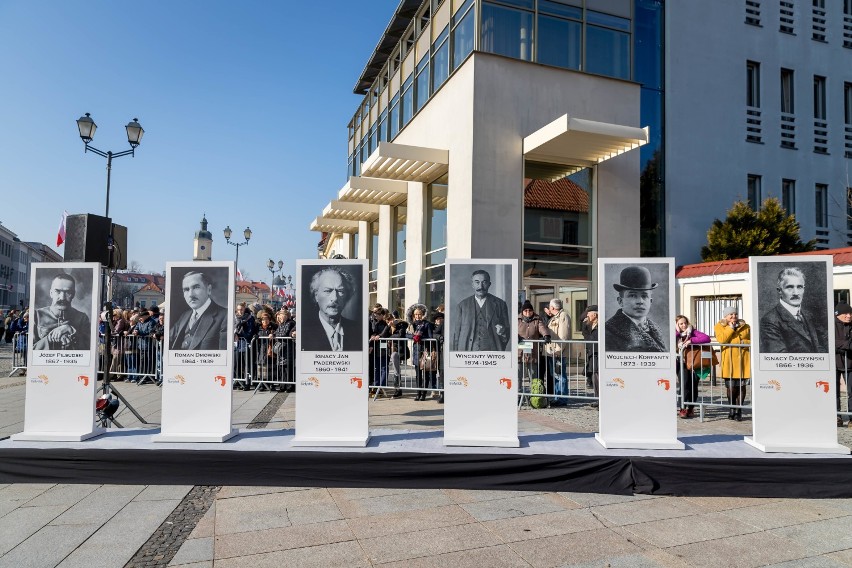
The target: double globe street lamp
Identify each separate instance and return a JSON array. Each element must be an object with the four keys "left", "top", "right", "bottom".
[
  {"left": 224, "top": 226, "right": 251, "bottom": 281},
  {"left": 268, "top": 258, "right": 283, "bottom": 305}
]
